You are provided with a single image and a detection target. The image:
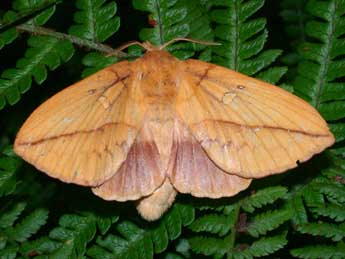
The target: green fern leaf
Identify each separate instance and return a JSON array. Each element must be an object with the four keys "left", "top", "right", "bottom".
[
  {"left": 311, "top": 204, "right": 345, "bottom": 222},
  {"left": 291, "top": 243, "right": 345, "bottom": 259},
  {"left": 296, "top": 222, "right": 345, "bottom": 242},
  {"left": 256, "top": 67, "right": 288, "bottom": 84},
  {"left": 280, "top": 0, "right": 308, "bottom": 45},
  {"left": 164, "top": 252, "right": 185, "bottom": 259},
  {"left": 286, "top": 195, "right": 308, "bottom": 225},
  {"left": 149, "top": 223, "right": 169, "bottom": 254},
  {"left": 320, "top": 83, "right": 345, "bottom": 102},
  {"left": 133, "top": 0, "right": 213, "bottom": 59},
  {"left": 210, "top": 0, "right": 285, "bottom": 79},
  {"left": 315, "top": 182, "right": 345, "bottom": 204},
  {"left": 68, "top": 0, "right": 120, "bottom": 76},
  {"left": 302, "top": 183, "right": 325, "bottom": 208},
  {"left": 188, "top": 213, "right": 235, "bottom": 236},
  {"left": 88, "top": 221, "right": 153, "bottom": 259},
  {"left": 163, "top": 205, "right": 184, "bottom": 240},
  {"left": 0, "top": 0, "right": 61, "bottom": 110},
  {"left": 20, "top": 237, "right": 60, "bottom": 257},
  {"left": 96, "top": 214, "right": 119, "bottom": 236},
  {"left": 0, "top": 36, "right": 74, "bottom": 108},
  {"left": 0, "top": 202, "right": 26, "bottom": 228},
  {"left": 0, "top": 15, "right": 18, "bottom": 51},
  {"left": 322, "top": 164, "right": 345, "bottom": 181},
  {"left": 150, "top": 203, "right": 194, "bottom": 253},
  {"left": 69, "top": 0, "right": 120, "bottom": 42},
  {"left": 49, "top": 214, "right": 97, "bottom": 259},
  {"left": 319, "top": 101, "right": 345, "bottom": 121},
  {"left": 244, "top": 232, "right": 288, "bottom": 257},
  {"left": 247, "top": 209, "right": 292, "bottom": 237},
  {"left": 188, "top": 235, "right": 228, "bottom": 259},
  {"left": 0, "top": 246, "right": 18, "bottom": 259},
  {"left": 0, "top": 155, "right": 19, "bottom": 197},
  {"left": 279, "top": 0, "right": 308, "bottom": 77},
  {"left": 329, "top": 123, "right": 345, "bottom": 143},
  {"left": 81, "top": 52, "right": 117, "bottom": 78},
  {"left": 11, "top": 208, "right": 48, "bottom": 242},
  {"left": 88, "top": 203, "right": 193, "bottom": 258},
  {"left": 0, "top": 0, "right": 58, "bottom": 51},
  {"left": 173, "top": 238, "right": 191, "bottom": 259},
  {"left": 241, "top": 186, "right": 288, "bottom": 213},
  {"left": 293, "top": 0, "right": 345, "bottom": 135}
]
